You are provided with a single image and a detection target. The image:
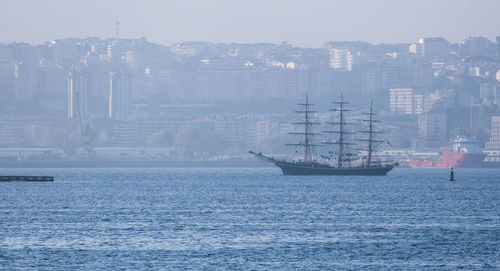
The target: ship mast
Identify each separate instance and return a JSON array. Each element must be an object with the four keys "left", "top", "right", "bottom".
[
  {"left": 358, "top": 99, "right": 383, "bottom": 167},
  {"left": 323, "top": 94, "right": 355, "bottom": 167},
  {"left": 287, "top": 94, "right": 320, "bottom": 164}
]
